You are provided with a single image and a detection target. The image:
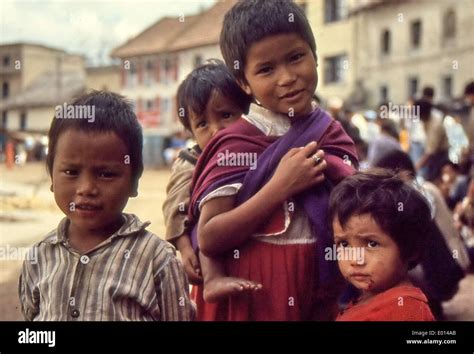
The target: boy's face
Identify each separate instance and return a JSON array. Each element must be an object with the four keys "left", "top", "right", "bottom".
[
  {"left": 241, "top": 33, "right": 317, "bottom": 118},
  {"left": 332, "top": 214, "right": 409, "bottom": 299},
  {"left": 189, "top": 90, "right": 243, "bottom": 149},
  {"left": 51, "top": 130, "right": 135, "bottom": 237}
]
